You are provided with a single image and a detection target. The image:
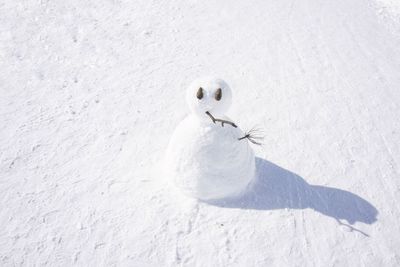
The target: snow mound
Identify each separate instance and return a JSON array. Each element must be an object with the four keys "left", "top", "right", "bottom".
[{"left": 164, "top": 78, "right": 255, "bottom": 200}]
